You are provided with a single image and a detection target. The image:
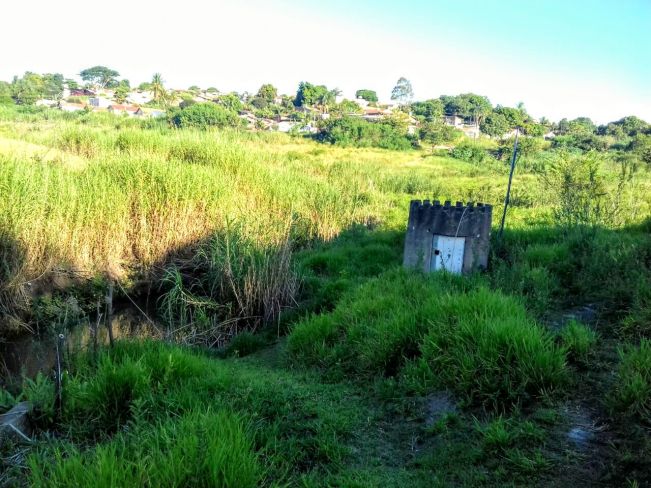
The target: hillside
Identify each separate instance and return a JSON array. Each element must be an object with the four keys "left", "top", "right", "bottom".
[{"left": 1, "top": 106, "right": 650, "bottom": 486}]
